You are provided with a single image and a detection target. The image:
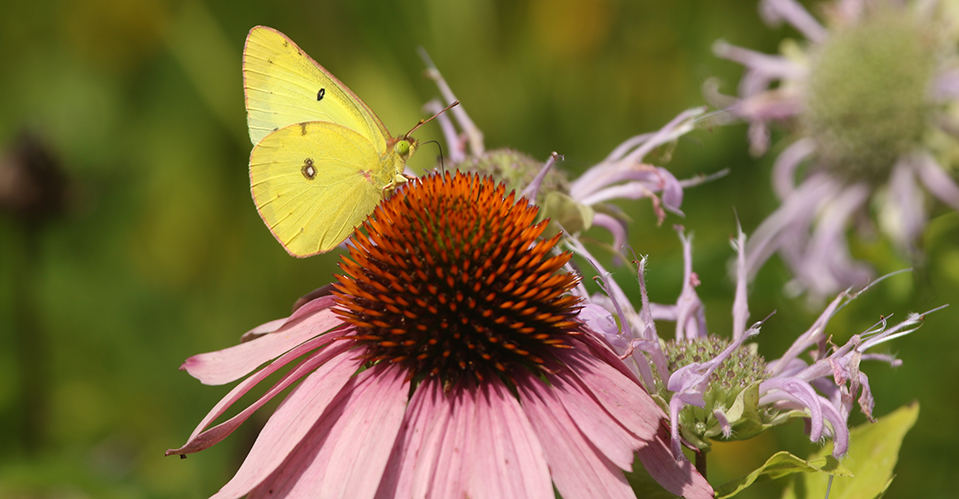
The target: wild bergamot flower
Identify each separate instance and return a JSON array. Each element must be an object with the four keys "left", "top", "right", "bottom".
[
  {"left": 168, "top": 172, "right": 712, "bottom": 499},
  {"left": 710, "top": 0, "right": 959, "bottom": 300},
  {"left": 422, "top": 57, "right": 721, "bottom": 256},
  {"left": 572, "top": 226, "right": 937, "bottom": 463}
]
